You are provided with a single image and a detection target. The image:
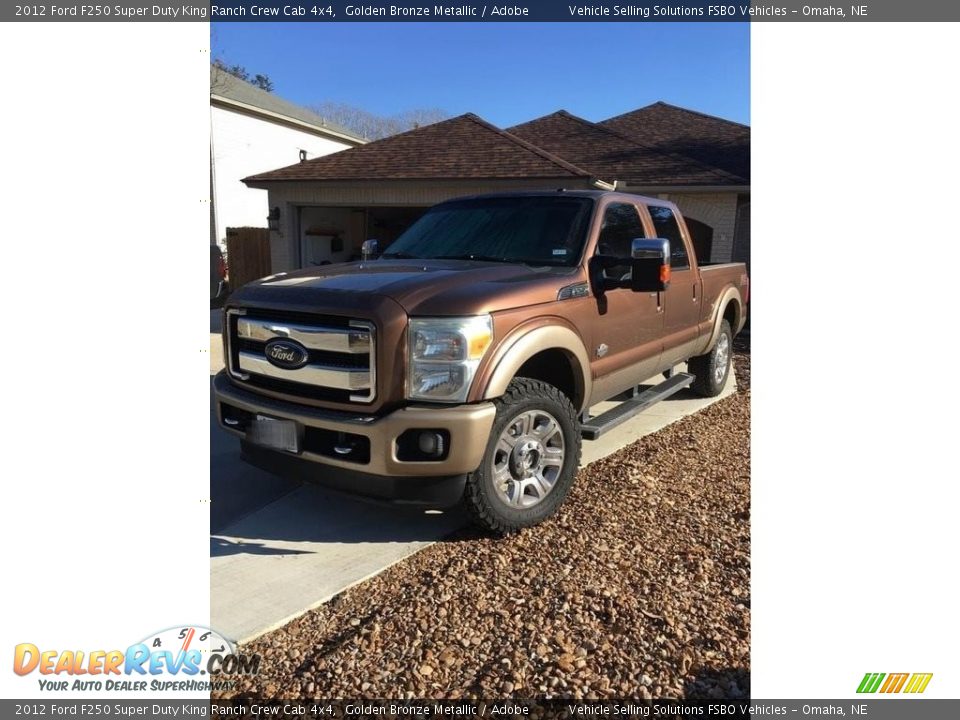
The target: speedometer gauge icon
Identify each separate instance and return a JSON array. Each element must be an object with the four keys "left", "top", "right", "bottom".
[{"left": 138, "top": 625, "right": 236, "bottom": 675}]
